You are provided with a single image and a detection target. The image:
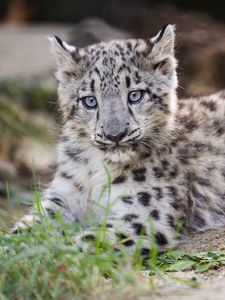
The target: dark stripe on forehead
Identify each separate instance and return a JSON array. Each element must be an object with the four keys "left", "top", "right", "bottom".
[
  {"left": 135, "top": 71, "right": 141, "bottom": 81},
  {"left": 116, "top": 43, "right": 124, "bottom": 53},
  {"left": 118, "top": 64, "right": 131, "bottom": 74},
  {"left": 127, "top": 42, "right": 132, "bottom": 51},
  {"left": 126, "top": 76, "right": 131, "bottom": 88},
  {"left": 118, "top": 64, "right": 126, "bottom": 74},
  {"left": 90, "top": 79, "right": 95, "bottom": 92},
  {"left": 94, "top": 67, "right": 101, "bottom": 79}
]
